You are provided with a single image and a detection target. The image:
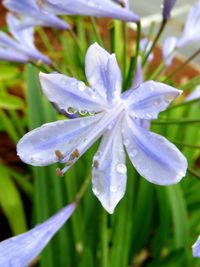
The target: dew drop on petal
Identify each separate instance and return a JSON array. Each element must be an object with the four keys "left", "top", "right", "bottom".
[
  {"left": 165, "top": 94, "right": 174, "bottom": 103},
  {"left": 129, "top": 149, "right": 138, "bottom": 158},
  {"left": 78, "top": 82, "right": 86, "bottom": 92},
  {"left": 67, "top": 107, "right": 76, "bottom": 115},
  {"left": 79, "top": 110, "right": 87, "bottom": 116},
  {"left": 116, "top": 163, "right": 127, "bottom": 174},
  {"left": 110, "top": 185, "right": 117, "bottom": 193},
  {"left": 89, "top": 111, "right": 95, "bottom": 116}
]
